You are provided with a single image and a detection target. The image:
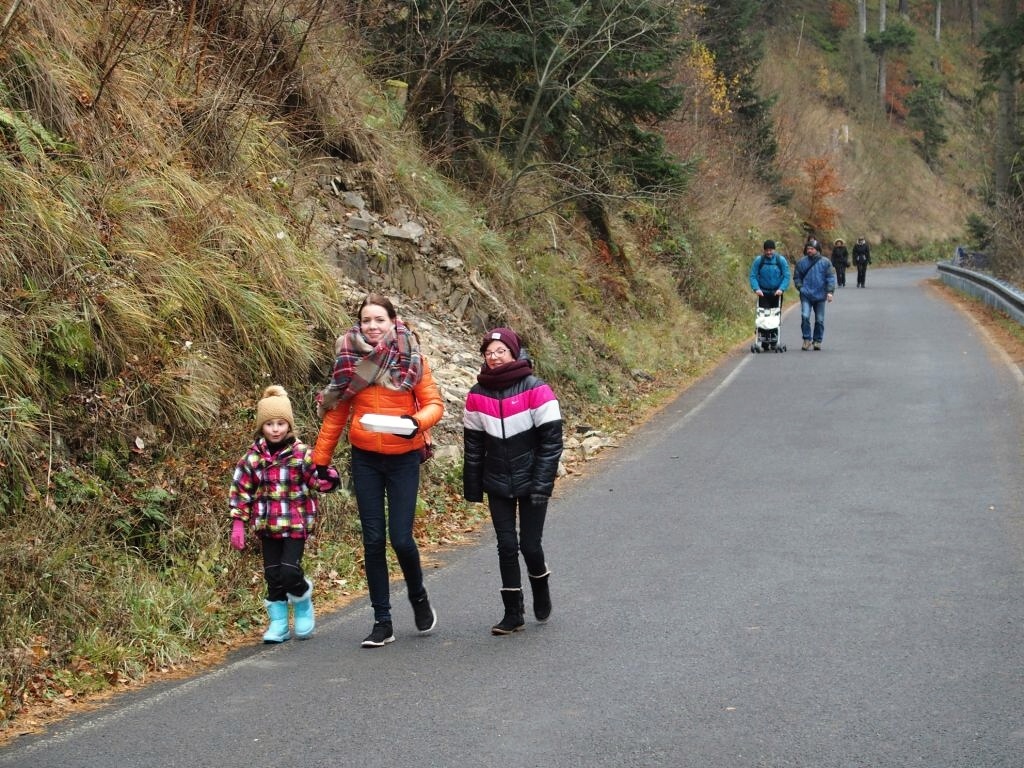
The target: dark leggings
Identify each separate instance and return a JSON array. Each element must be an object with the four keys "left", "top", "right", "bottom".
[
  {"left": 488, "top": 494, "right": 548, "bottom": 589},
  {"left": 261, "top": 537, "right": 307, "bottom": 602}
]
